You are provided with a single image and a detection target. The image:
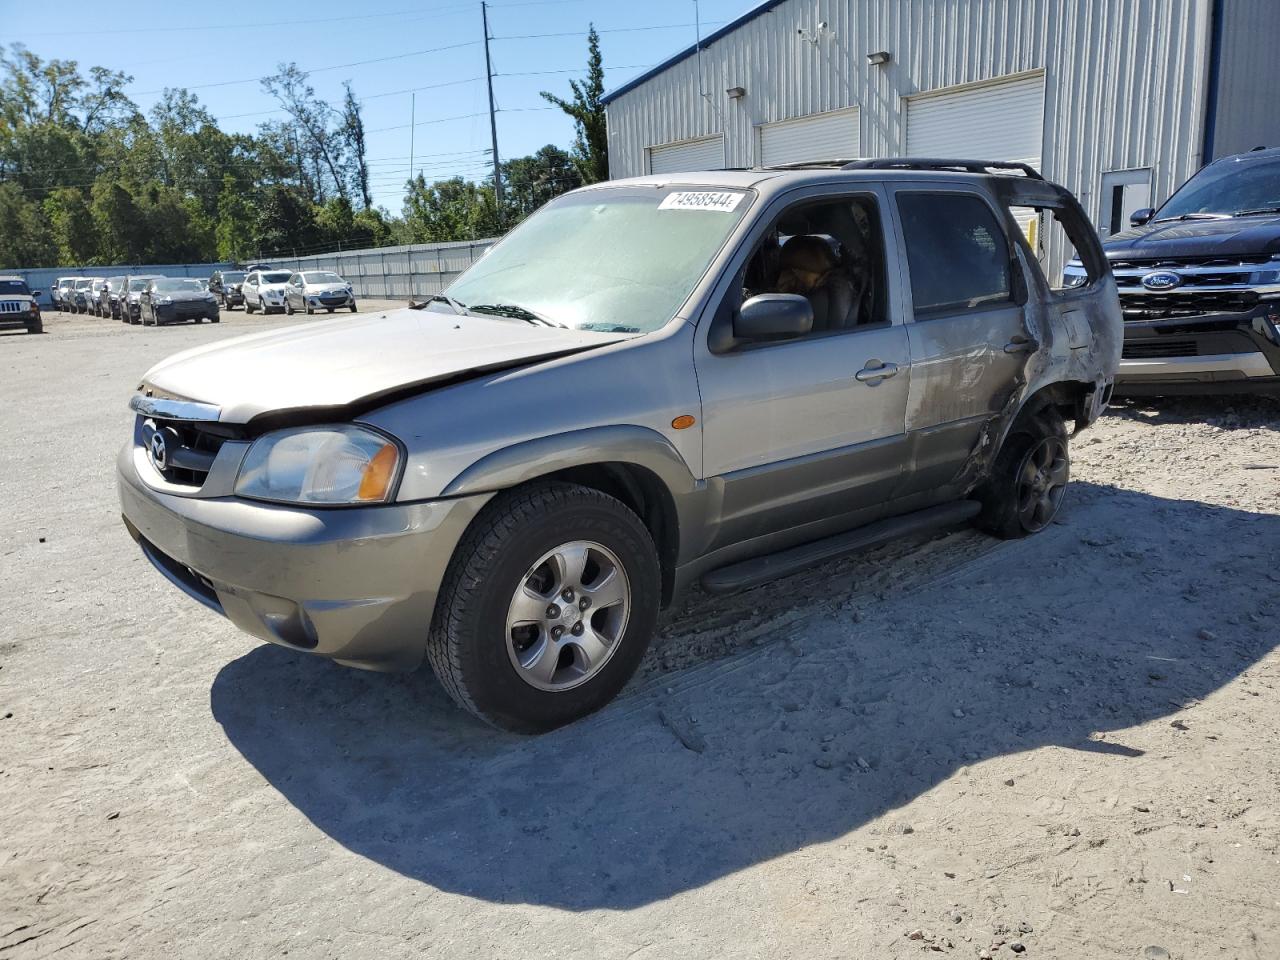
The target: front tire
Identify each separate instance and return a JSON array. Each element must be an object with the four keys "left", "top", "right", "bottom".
[
  {"left": 976, "top": 407, "right": 1070, "bottom": 539},
  {"left": 427, "top": 482, "right": 660, "bottom": 733}
]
